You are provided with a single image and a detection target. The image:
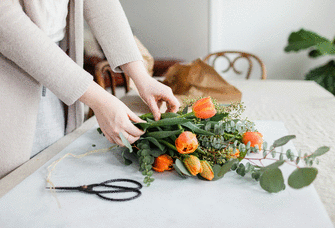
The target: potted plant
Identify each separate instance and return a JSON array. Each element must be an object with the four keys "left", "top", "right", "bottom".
[{"left": 284, "top": 29, "right": 335, "bottom": 95}]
